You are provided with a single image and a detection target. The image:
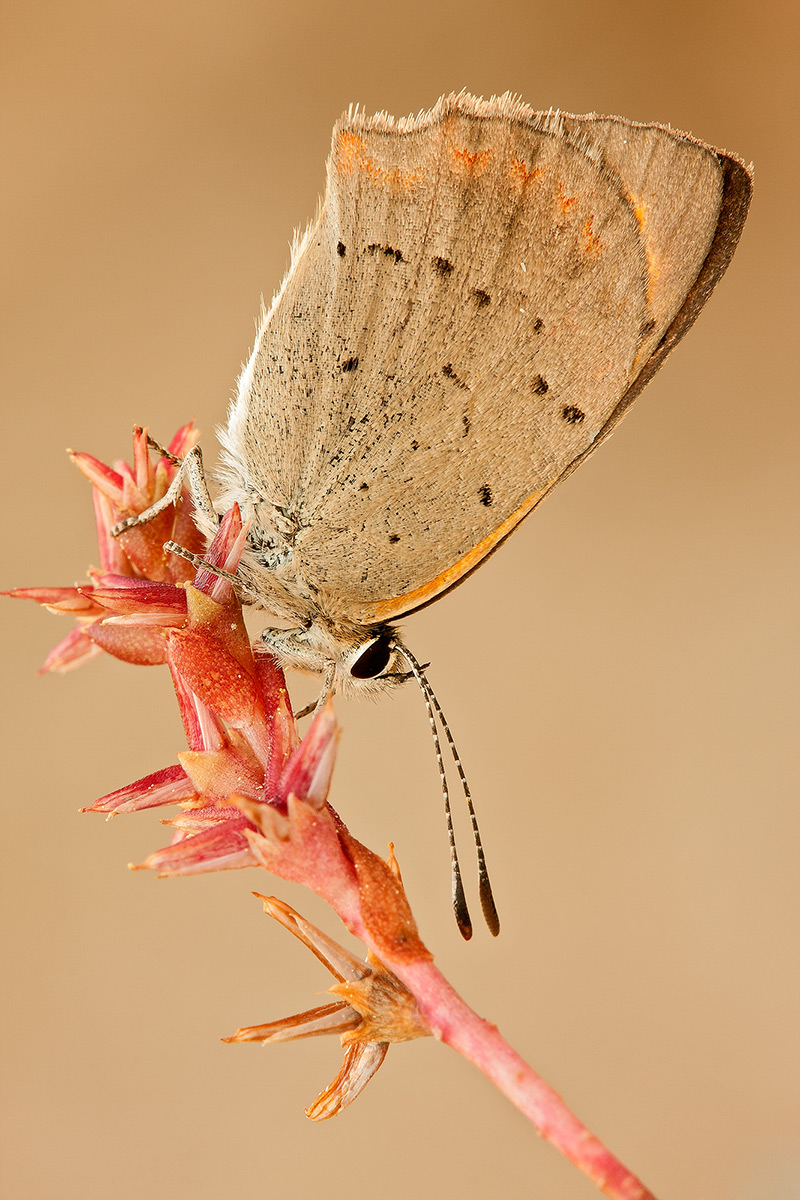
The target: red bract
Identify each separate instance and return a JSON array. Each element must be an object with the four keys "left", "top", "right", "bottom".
[{"left": 4, "top": 424, "right": 204, "bottom": 671}]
